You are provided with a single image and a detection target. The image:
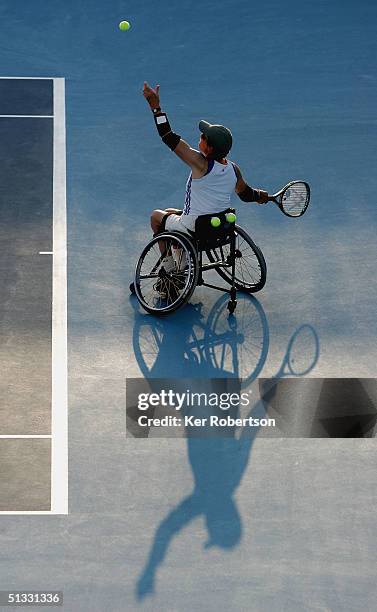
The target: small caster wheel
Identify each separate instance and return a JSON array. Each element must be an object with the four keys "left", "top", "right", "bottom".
[
  {"left": 129, "top": 282, "right": 136, "bottom": 294},
  {"left": 228, "top": 299, "right": 237, "bottom": 314}
]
